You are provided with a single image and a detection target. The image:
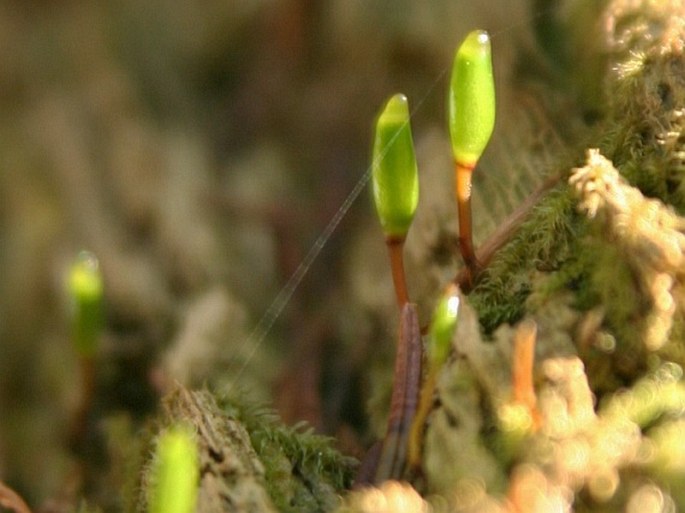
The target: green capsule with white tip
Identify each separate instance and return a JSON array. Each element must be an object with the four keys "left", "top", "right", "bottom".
[
  {"left": 448, "top": 30, "right": 496, "bottom": 168},
  {"left": 428, "top": 286, "right": 460, "bottom": 369},
  {"left": 371, "top": 93, "right": 419, "bottom": 240},
  {"left": 148, "top": 424, "right": 199, "bottom": 513},
  {"left": 408, "top": 285, "right": 461, "bottom": 469},
  {"left": 68, "top": 251, "right": 103, "bottom": 359}
]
